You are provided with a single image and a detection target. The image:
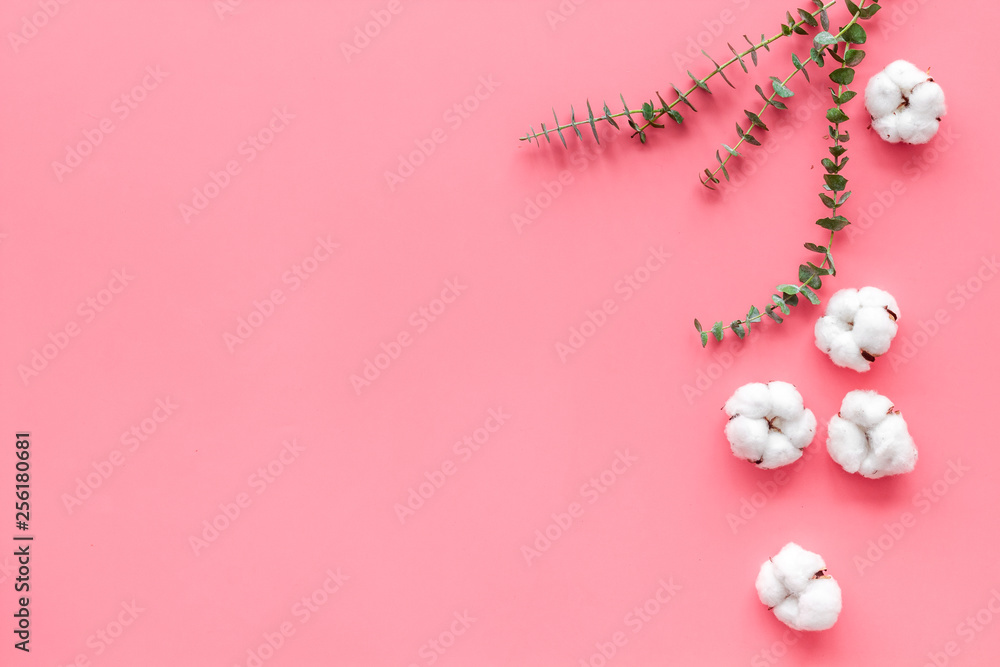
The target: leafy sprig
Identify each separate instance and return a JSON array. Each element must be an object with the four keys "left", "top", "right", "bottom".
[
  {"left": 699, "top": 1, "right": 876, "bottom": 188},
  {"left": 519, "top": 1, "right": 835, "bottom": 146},
  {"left": 694, "top": 0, "right": 880, "bottom": 347}
]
